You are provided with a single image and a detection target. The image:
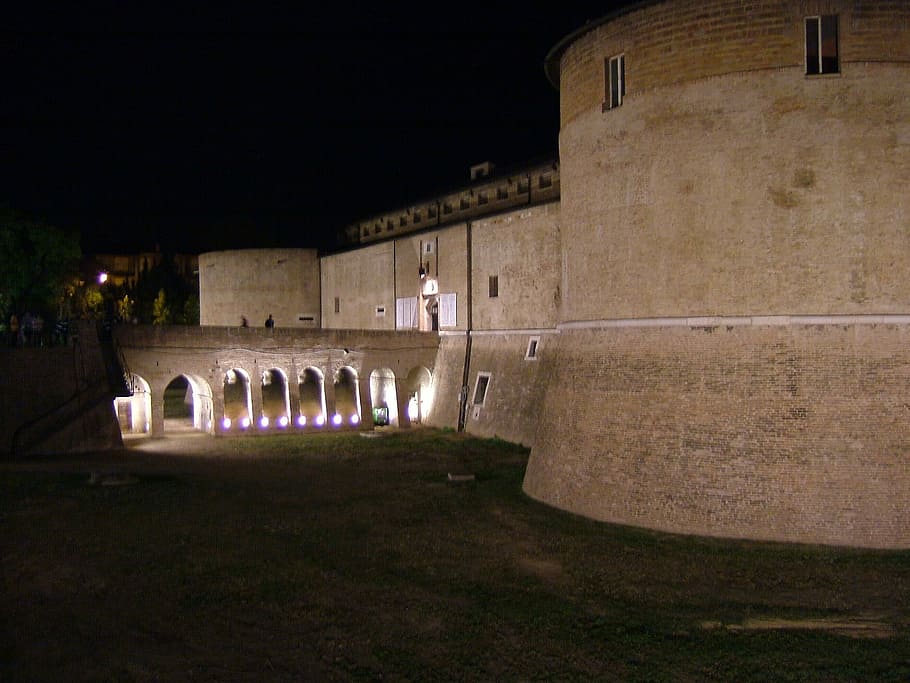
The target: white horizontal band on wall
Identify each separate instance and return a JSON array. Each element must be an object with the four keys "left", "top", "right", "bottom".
[{"left": 558, "top": 314, "right": 910, "bottom": 331}]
